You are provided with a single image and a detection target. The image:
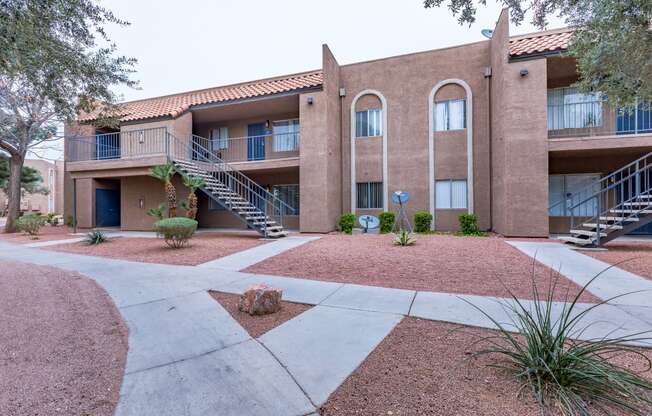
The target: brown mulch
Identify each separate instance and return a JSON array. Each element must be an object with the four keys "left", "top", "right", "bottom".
[
  {"left": 584, "top": 241, "right": 652, "bottom": 281},
  {"left": 0, "top": 225, "right": 76, "bottom": 244},
  {"left": 44, "top": 232, "right": 266, "bottom": 266},
  {"left": 208, "top": 290, "right": 311, "bottom": 338},
  {"left": 0, "top": 261, "right": 128, "bottom": 416},
  {"left": 244, "top": 234, "right": 599, "bottom": 303},
  {"left": 321, "top": 318, "right": 652, "bottom": 416}
]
